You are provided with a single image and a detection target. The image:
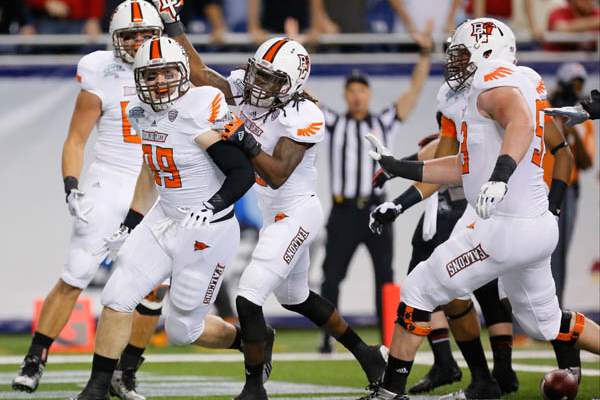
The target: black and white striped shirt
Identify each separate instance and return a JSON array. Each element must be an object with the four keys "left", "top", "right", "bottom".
[{"left": 324, "top": 105, "right": 401, "bottom": 201}]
